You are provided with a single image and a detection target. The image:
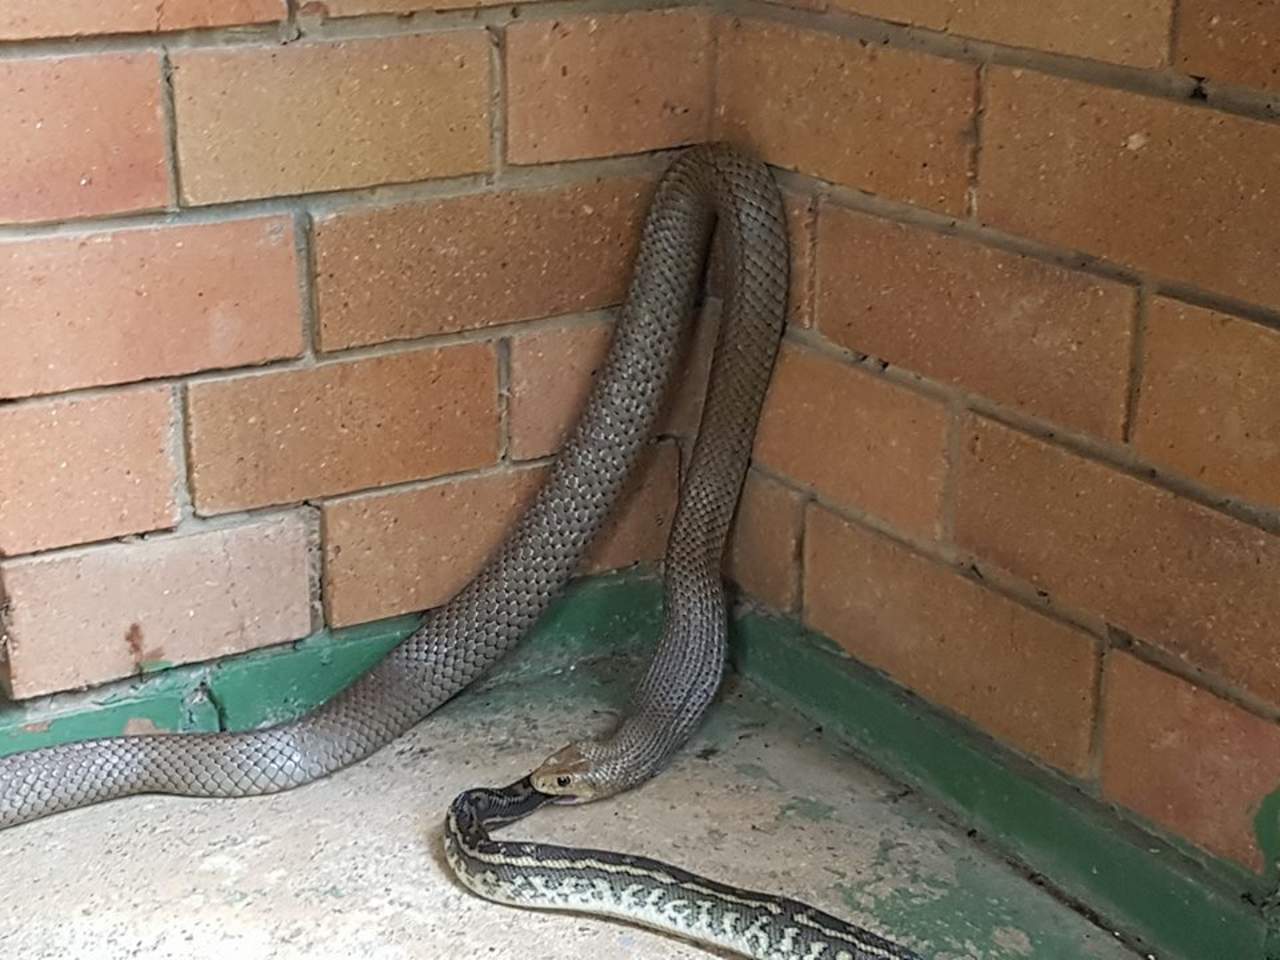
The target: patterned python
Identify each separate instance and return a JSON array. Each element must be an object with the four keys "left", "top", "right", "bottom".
[{"left": 0, "top": 143, "right": 920, "bottom": 958}]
